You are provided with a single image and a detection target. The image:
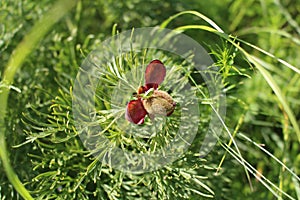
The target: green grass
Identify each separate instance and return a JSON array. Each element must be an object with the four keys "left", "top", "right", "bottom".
[{"left": 0, "top": 0, "right": 299, "bottom": 199}]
